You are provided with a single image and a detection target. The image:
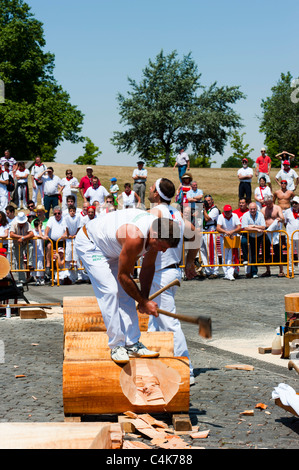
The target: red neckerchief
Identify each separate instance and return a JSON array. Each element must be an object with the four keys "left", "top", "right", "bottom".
[
  {"left": 293, "top": 210, "right": 299, "bottom": 219},
  {"left": 125, "top": 190, "right": 131, "bottom": 195},
  {"left": 223, "top": 214, "right": 232, "bottom": 220},
  {"left": 66, "top": 177, "right": 72, "bottom": 181},
  {"left": 35, "top": 163, "right": 43, "bottom": 167}
]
